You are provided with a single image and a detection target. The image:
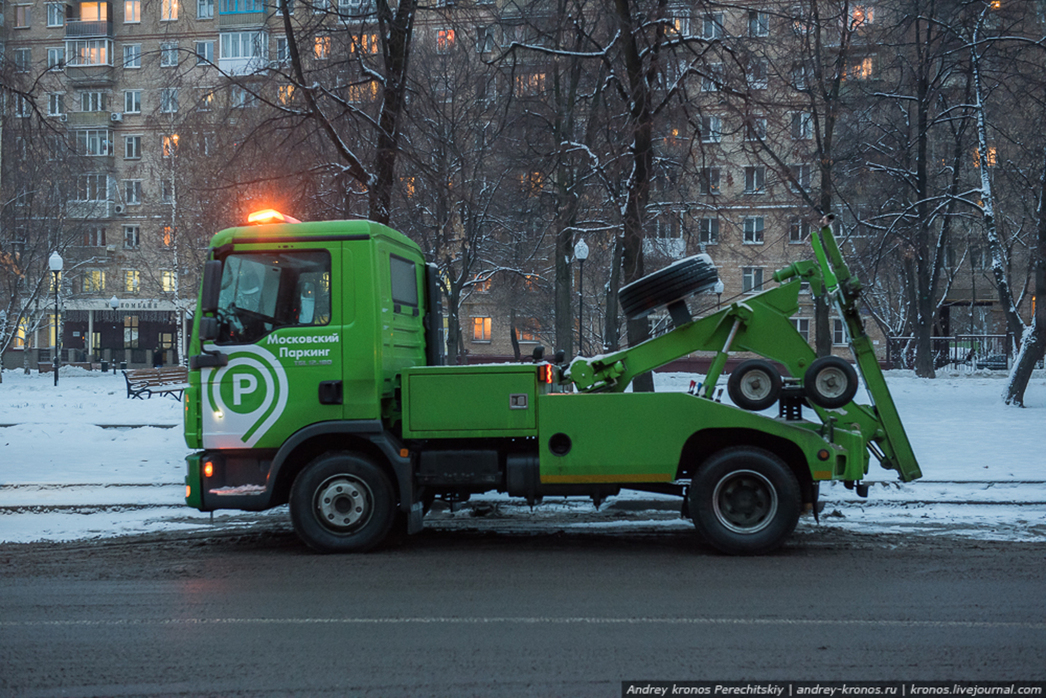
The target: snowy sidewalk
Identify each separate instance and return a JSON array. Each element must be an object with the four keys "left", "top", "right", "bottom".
[{"left": 1, "top": 367, "right": 1044, "bottom": 545}]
